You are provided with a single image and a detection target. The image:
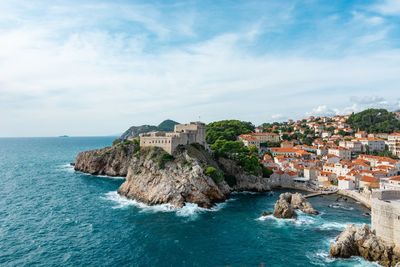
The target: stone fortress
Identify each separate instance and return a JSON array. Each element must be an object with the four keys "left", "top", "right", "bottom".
[
  {"left": 371, "top": 190, "right": 400, "bottom": 250},
  {"left": 139, "top": 121, "right": 206, "bottom": 154}
]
